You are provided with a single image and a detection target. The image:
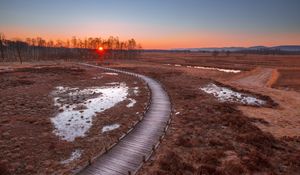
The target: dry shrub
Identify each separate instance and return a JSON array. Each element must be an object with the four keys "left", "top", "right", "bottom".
[
  {"left": 0, "top": 162, "right": 10, "bottom": 175},
  {"left": 237, "top": 132, "right": 276, "bottom": 153},
  {"left": 198, "top": 150, "right": 224, "bottom": 166},
  {"left": 159, "top": 151, "right": 195, "bottom": 174},
  {"left": 197, "top": 164, "right": 219, "bottom": 175},
  {"left": 0, "top": 79, "right": 35, "bottom": 89},
  {"left": 241, "top": 149, "right": 272, "bottom": 172},
  {"left": 17, "top": 66, "right": 85, "bottom": 74},
  {"left": 219, "top": 162, "right": 246, "bottom": 175}
]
